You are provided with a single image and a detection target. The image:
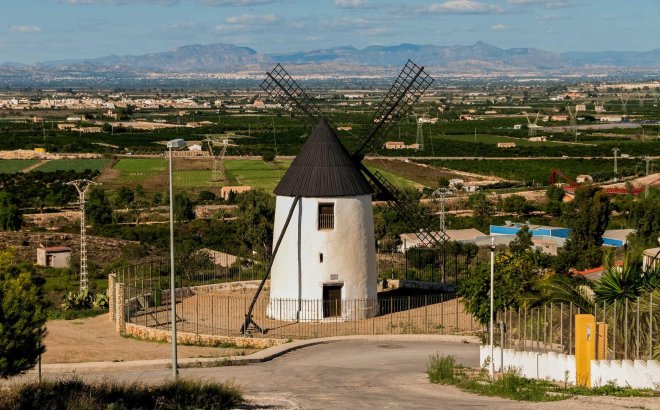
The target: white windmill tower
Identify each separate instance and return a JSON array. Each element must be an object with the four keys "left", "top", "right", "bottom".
[
  {"left": 266, "top": 119, "right": 377, "bottom": 321},
  {"left": 240, "top": 61, "right": 442, "bottom": 333}
]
